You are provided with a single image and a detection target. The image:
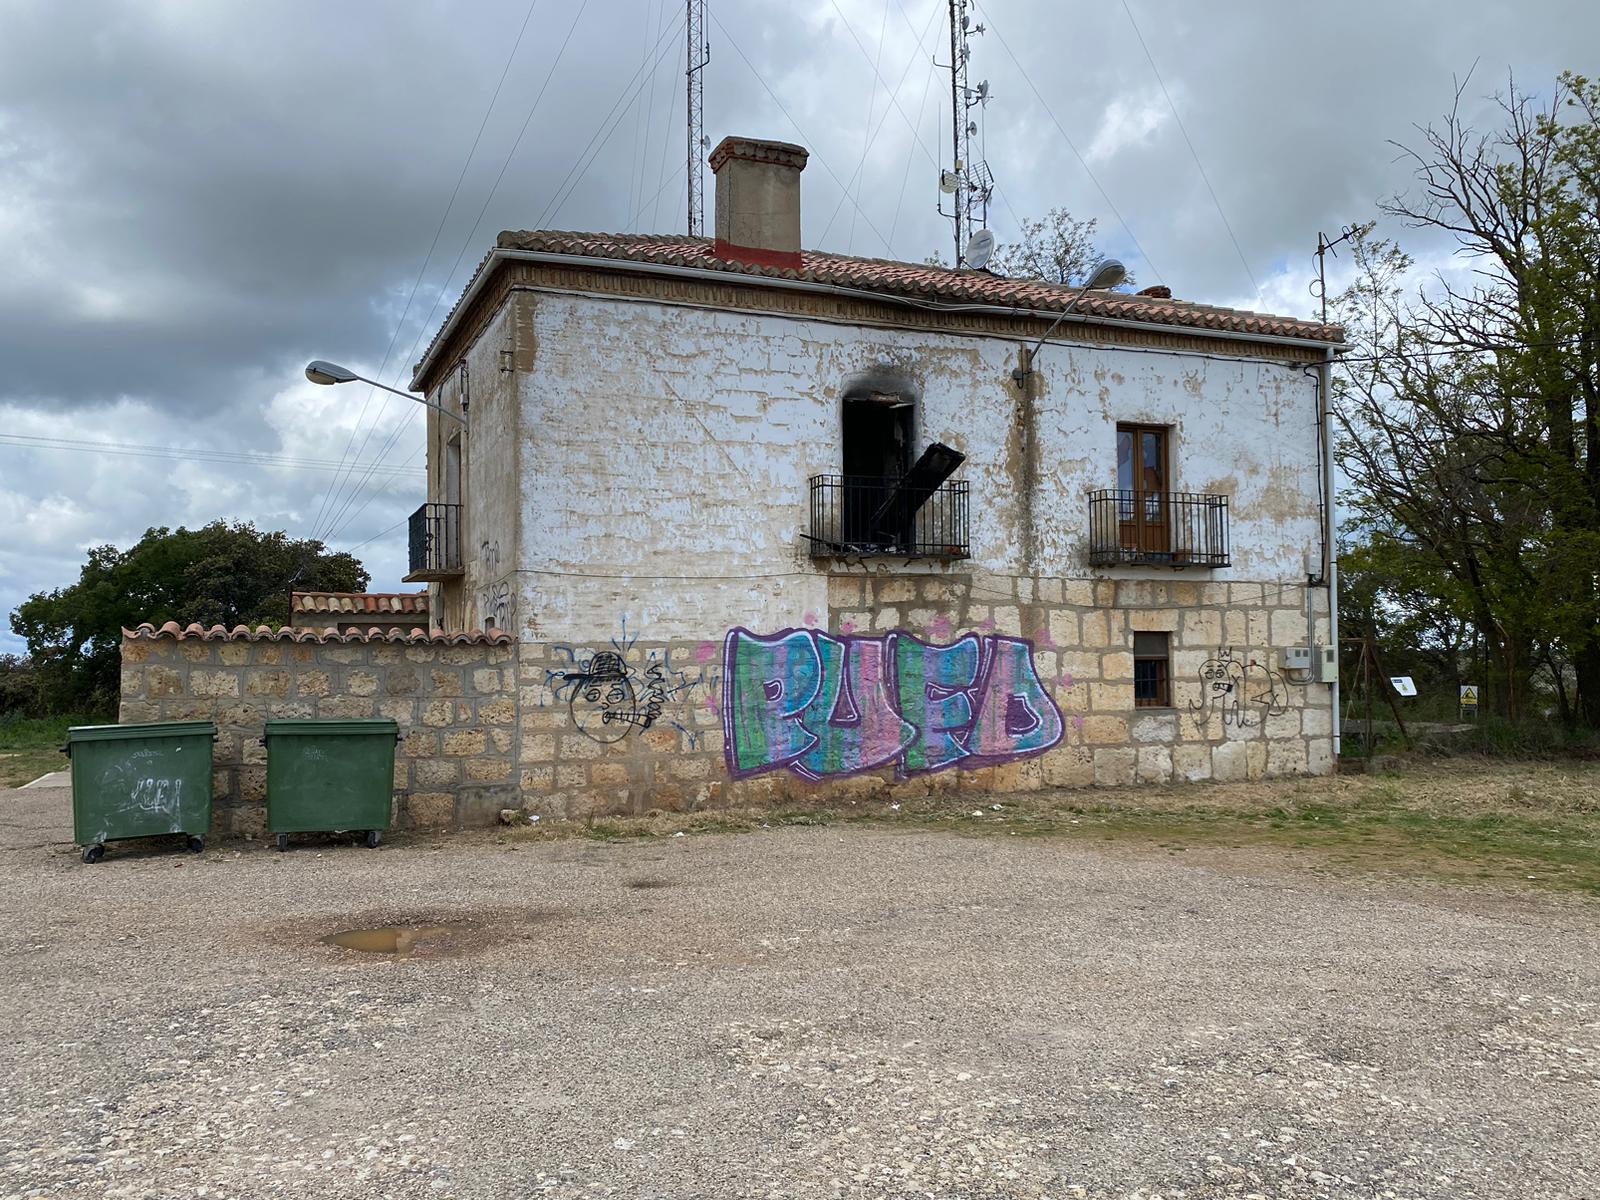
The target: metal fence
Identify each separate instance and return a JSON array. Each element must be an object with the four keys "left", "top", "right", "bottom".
[
  {"left": 807, "top": 475, "right": 970, "bottom": 559},
  {"left": 1087, "top": 489, "right": 1230, "bottom": 568},
  {"left": 407, "top": 502, "right": 462, "bottom": 576}
]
